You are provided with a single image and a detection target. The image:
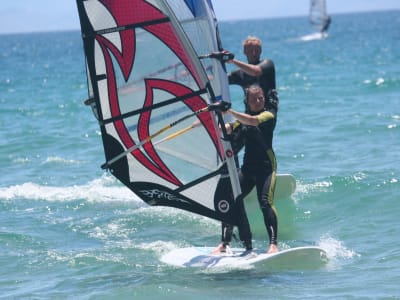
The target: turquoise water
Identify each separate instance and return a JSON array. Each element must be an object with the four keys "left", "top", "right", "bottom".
[{"left": 1, "top": 10, "right": 400, "bottom": 299}]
